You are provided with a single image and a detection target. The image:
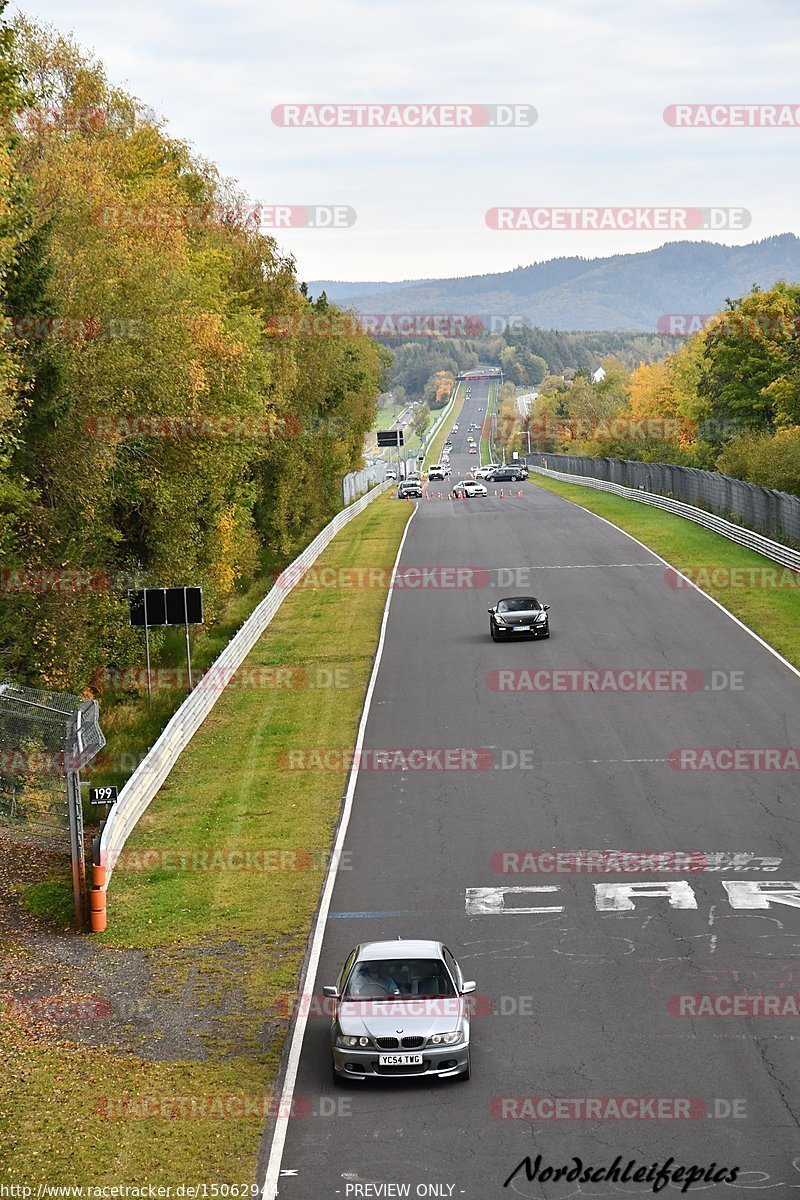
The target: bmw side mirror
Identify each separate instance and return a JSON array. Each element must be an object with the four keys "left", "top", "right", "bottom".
[
  {"left": 462, "top": 981, "right": 477, "bottom": 994},
  {"left": 543, "top": 604, "right": 550, "bottom": 611},
  {"left": 487, "top": 607, "right": 495, "bottom": 614},
  {"left": 322, "top": 986, "right": 339, "bottom": 998}
]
